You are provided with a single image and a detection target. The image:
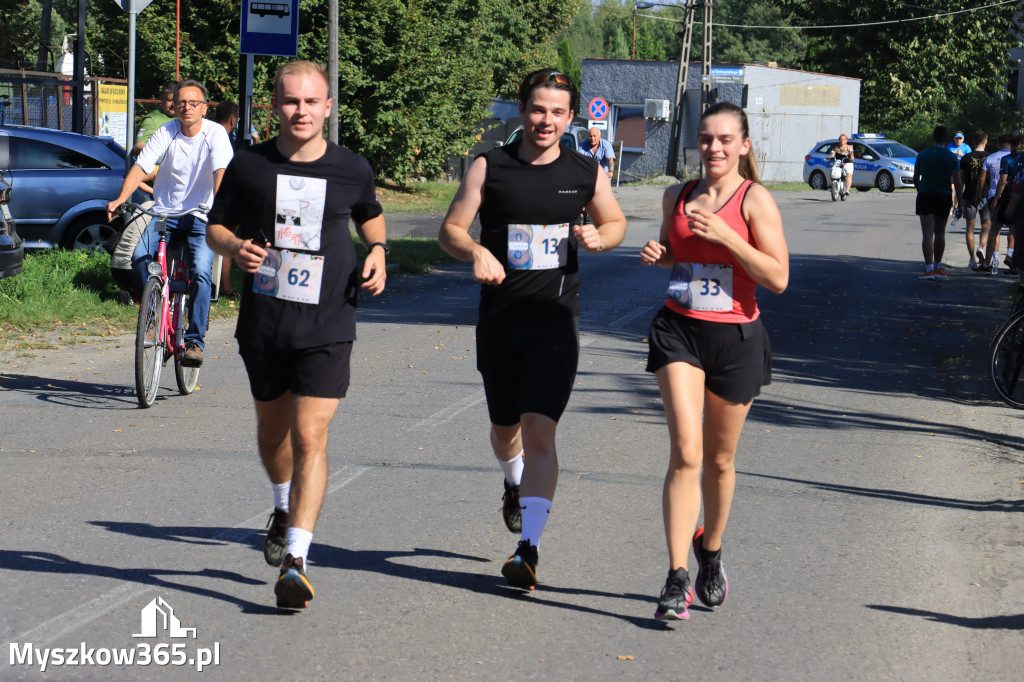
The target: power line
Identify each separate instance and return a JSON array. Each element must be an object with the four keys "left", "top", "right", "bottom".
[{"left": 636, "top": 0, "right": 1016, "bottom": 31}]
